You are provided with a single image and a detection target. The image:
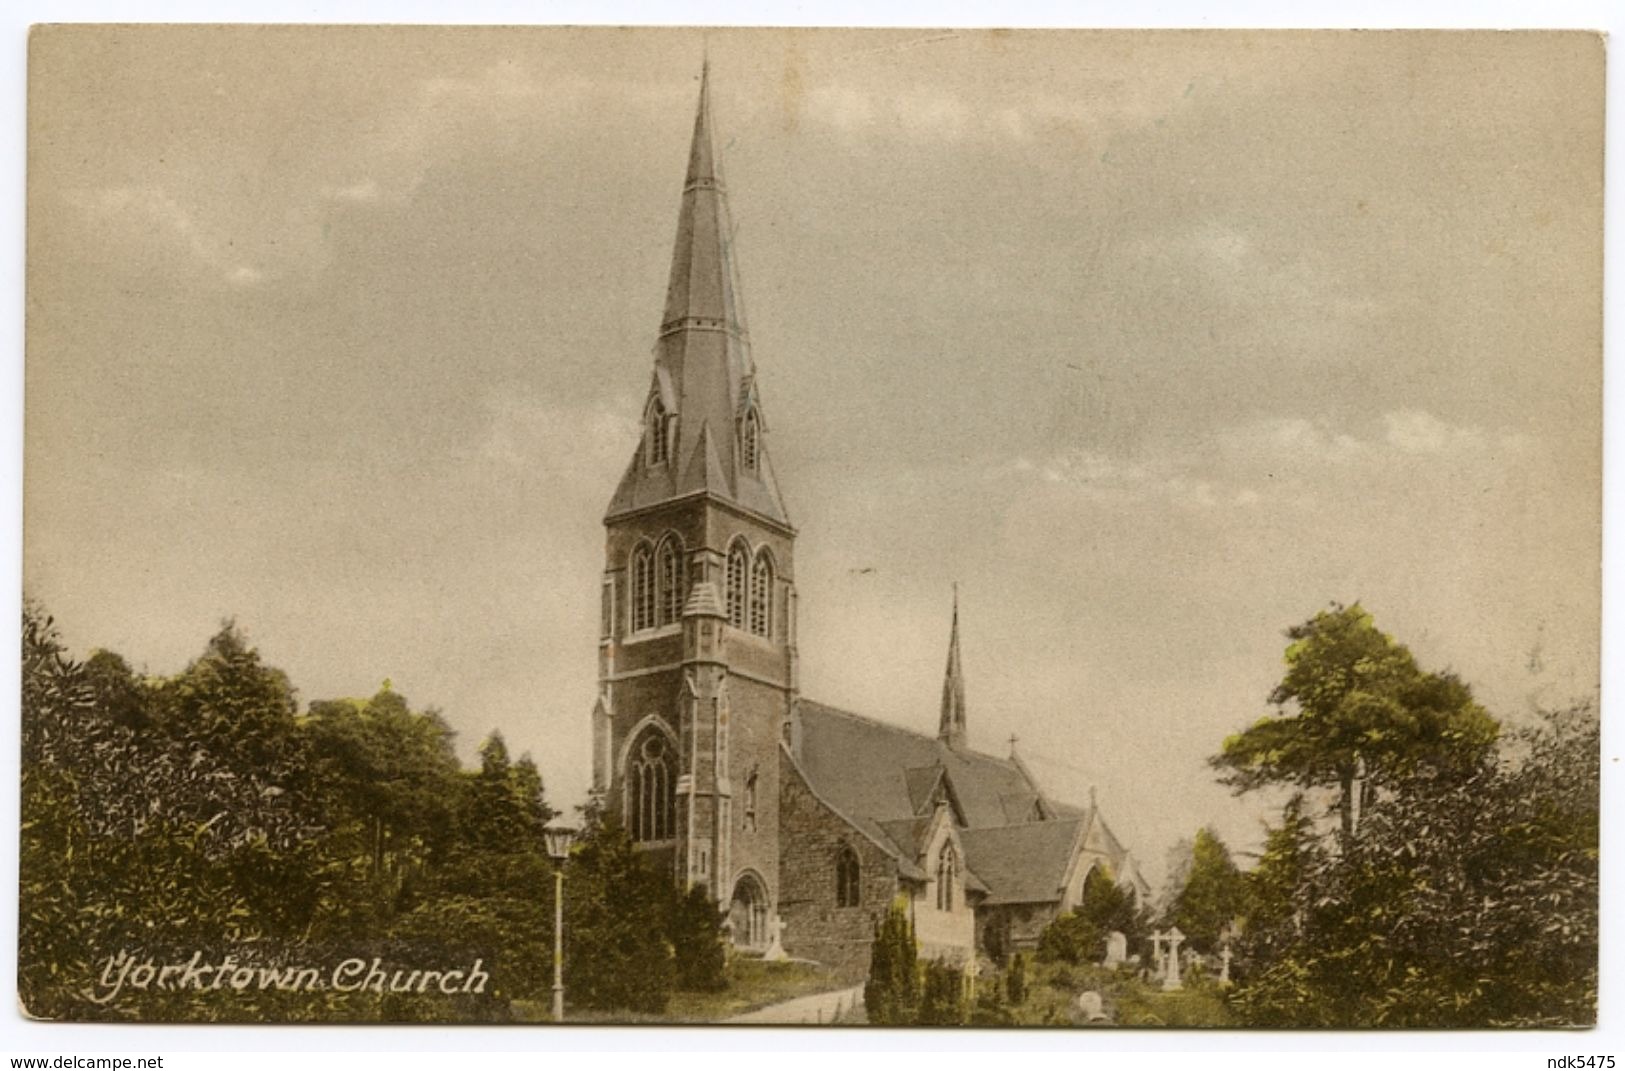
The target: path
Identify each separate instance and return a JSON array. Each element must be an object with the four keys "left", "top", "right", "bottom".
[{"left": 722, "top": 984, "right": 864, "bottom": 1025}]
